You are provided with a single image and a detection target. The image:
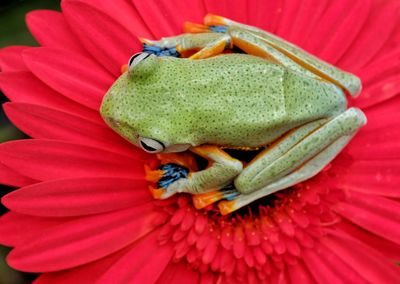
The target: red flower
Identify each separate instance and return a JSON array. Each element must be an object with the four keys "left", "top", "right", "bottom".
[{"left": 0, "top": 0, "right": 399, "bottom": 283}]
